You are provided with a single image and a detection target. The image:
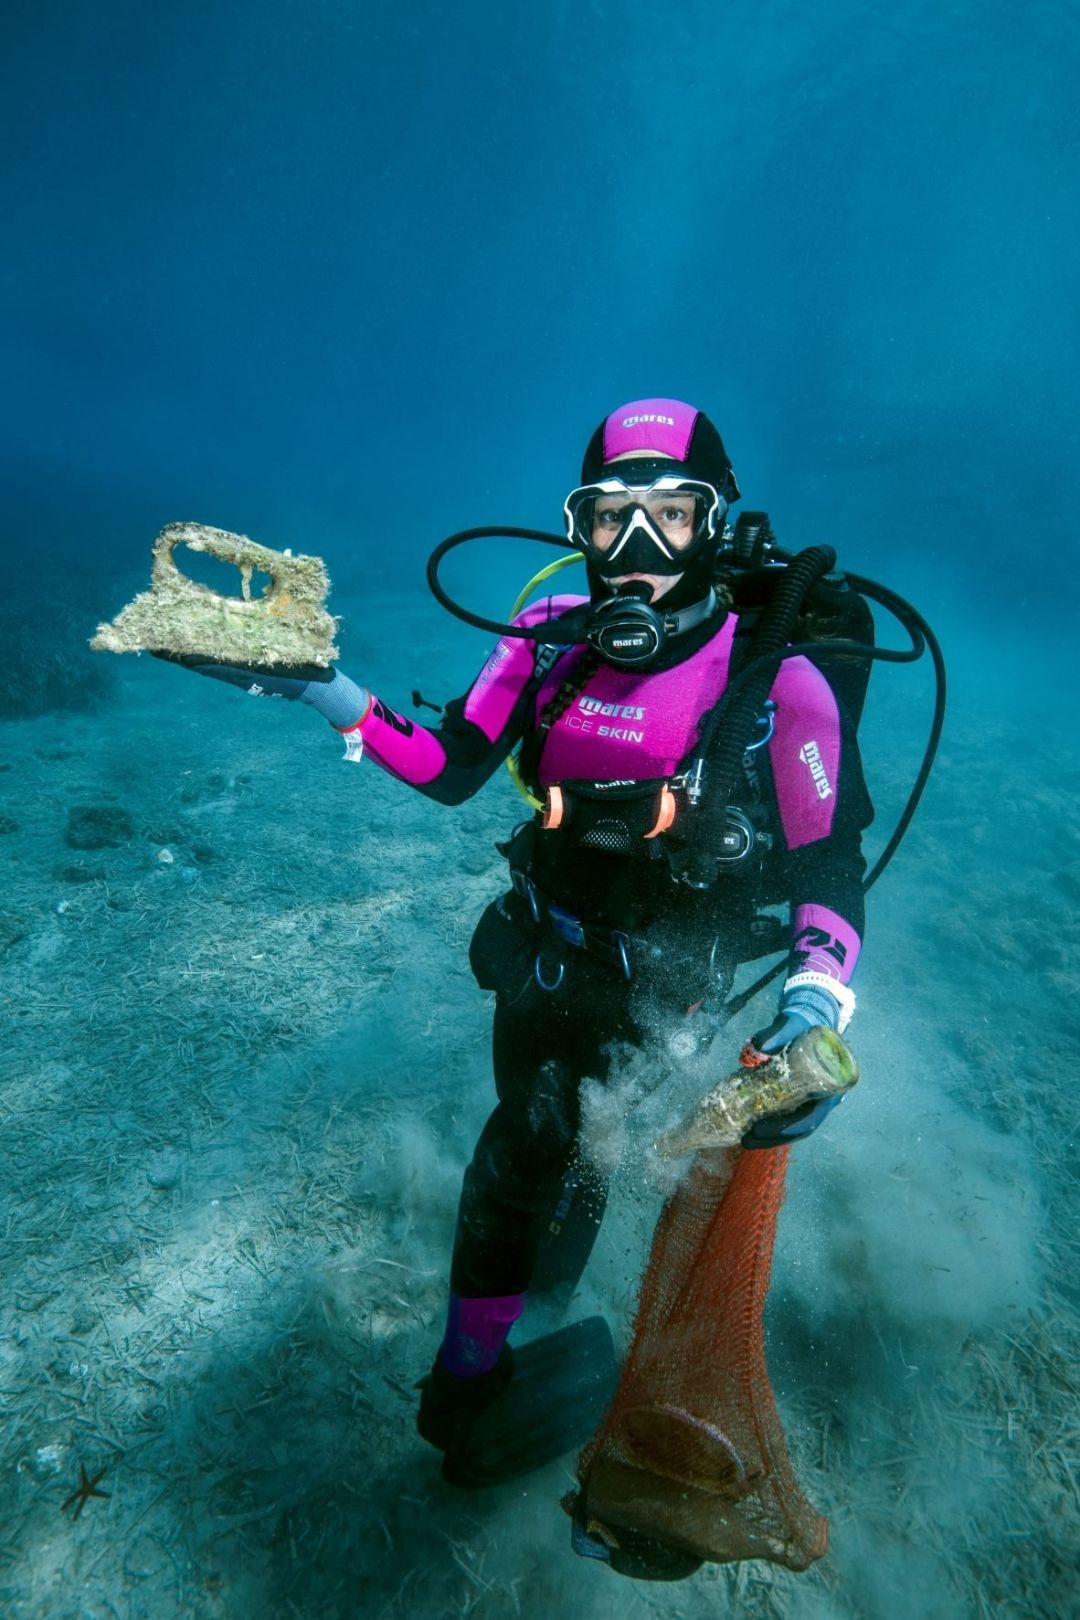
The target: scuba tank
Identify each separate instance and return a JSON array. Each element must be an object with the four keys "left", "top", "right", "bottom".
[{"left": 722, "top": 511, "right": 875, "bottom": 726}]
